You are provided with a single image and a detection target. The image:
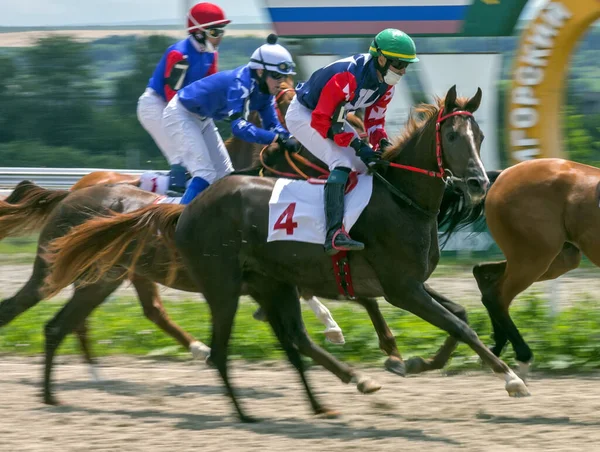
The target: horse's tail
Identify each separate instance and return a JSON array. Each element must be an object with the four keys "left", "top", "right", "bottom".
[
  {"left": 438, "top": 169, "right": 502, "bottom": 247},
  {"left": 43, "top": 204, "right": 185, "bottom": 297},
  {"left": 0, "top": 181, "right": 70, "bottom": 240}
]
